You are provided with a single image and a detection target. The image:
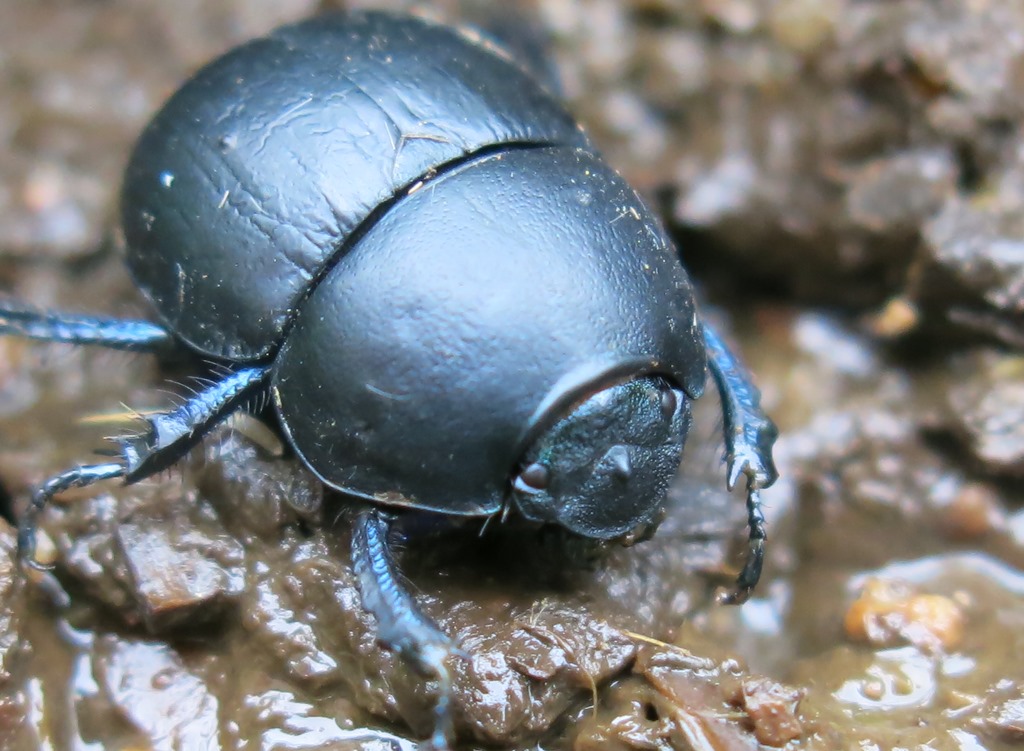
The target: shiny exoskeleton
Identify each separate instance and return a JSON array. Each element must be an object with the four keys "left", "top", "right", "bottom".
[{"left": 0, "top": 12, "right": 777, "bottom": 748}]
